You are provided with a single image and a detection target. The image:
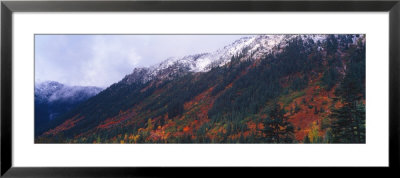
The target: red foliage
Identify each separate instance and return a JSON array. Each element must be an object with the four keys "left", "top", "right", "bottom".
[
  {"left": 284, "top": 74, "right": 339, "bottom": 141},
  {"left": 43, "top": 115, "right": 83, "bottom": 136},
  {"left": 97, "top": 108, "right": 137, "bottom": 129}
]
